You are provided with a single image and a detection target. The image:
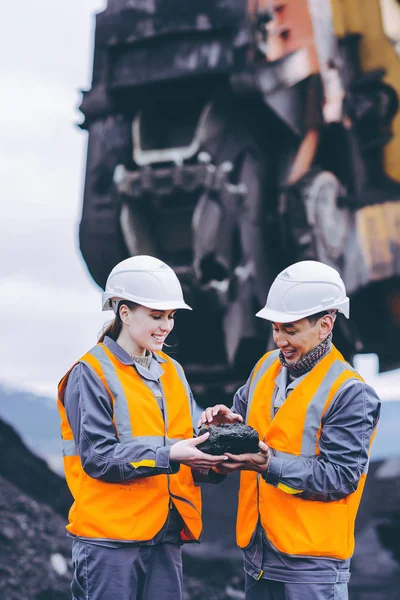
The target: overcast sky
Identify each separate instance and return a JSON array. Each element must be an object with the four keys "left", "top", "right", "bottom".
[
  {"left": 0, "top": 1, "right": 398, "bottom": 400},
  {"left": 1, "top": 1, "right": 109, "bottom": 396}
]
